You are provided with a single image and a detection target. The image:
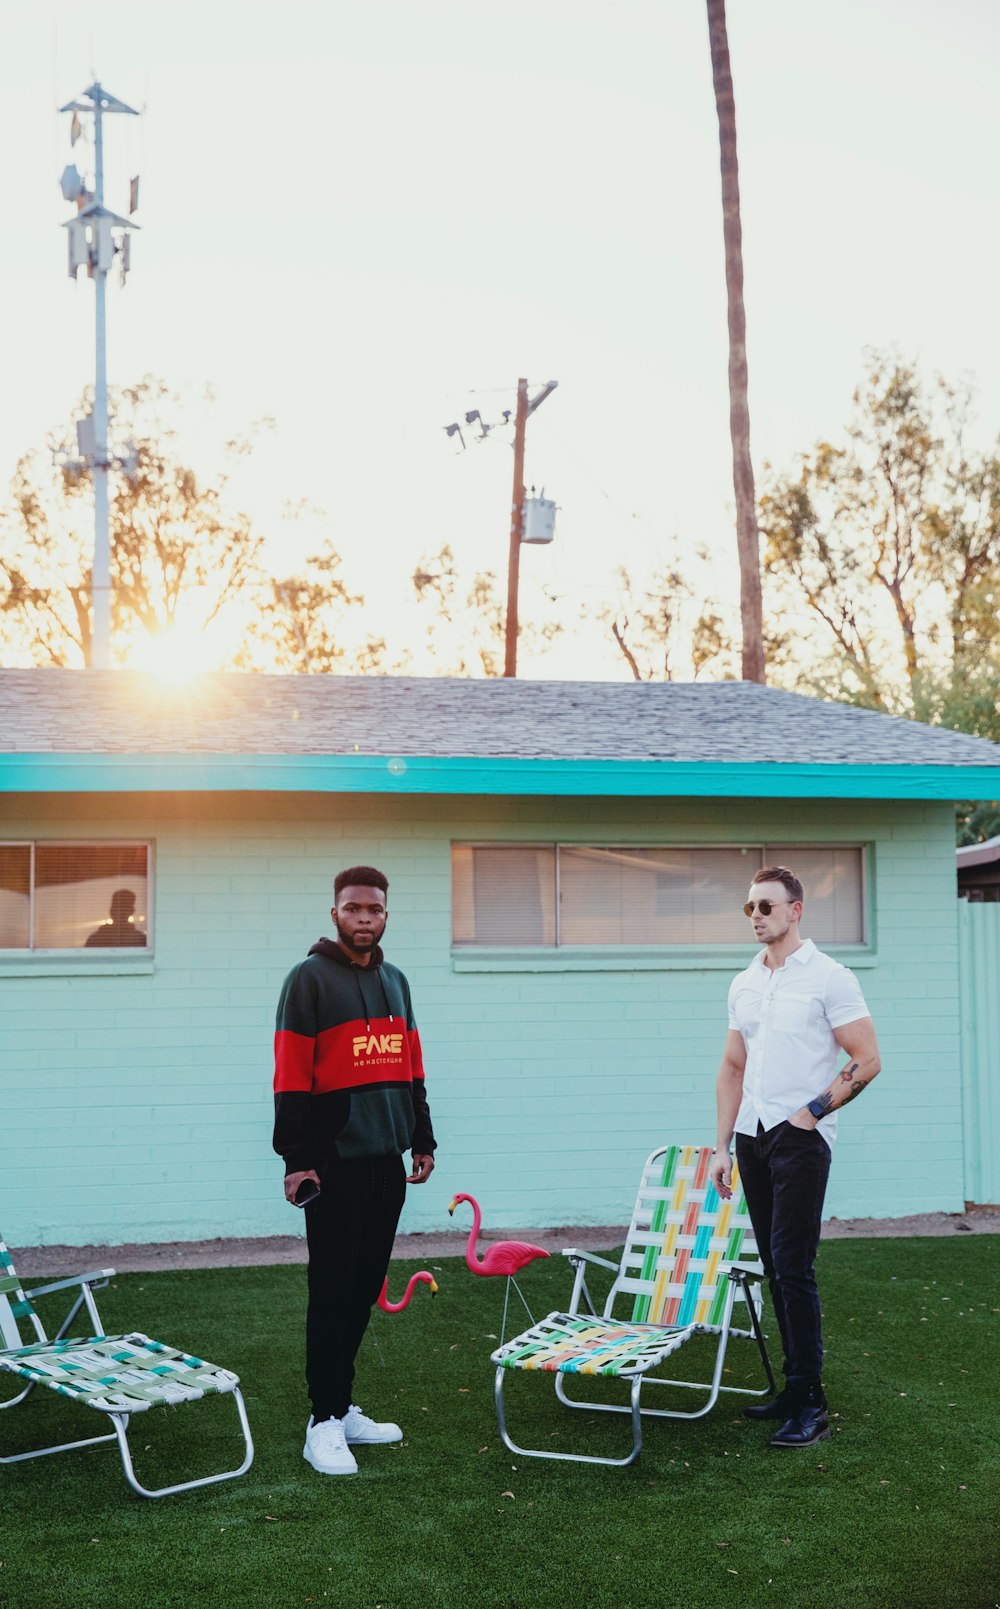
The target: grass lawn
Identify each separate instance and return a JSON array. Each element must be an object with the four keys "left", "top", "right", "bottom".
[{"left": 1, "top": 1236, "right": 996, "bottom": 1609}]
